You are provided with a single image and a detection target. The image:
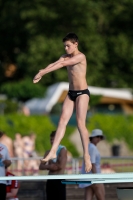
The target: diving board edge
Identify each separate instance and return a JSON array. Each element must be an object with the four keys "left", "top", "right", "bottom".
[{"left": 1, "top": 172, "right": 133, "bottom": 182}]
